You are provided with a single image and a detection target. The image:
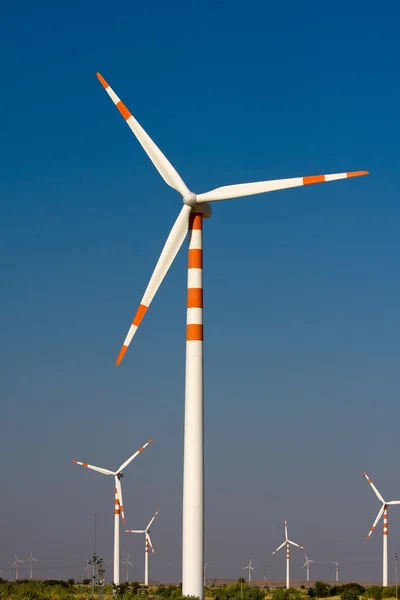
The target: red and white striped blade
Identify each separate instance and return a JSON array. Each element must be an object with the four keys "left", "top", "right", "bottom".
[
  {"left": 117, "top": 440, "right": 152, "bottom": 473},
  {"left": 196, "top": 171, "right": 368, "bottom": 203},
  {"left": 364, "top": 472, "right": 385, "bottom": 503},
  {"left": 146, "top": 533, "right": 155, "bottom": 554},
  {"left": 289, "top": 540, "right": 305, "bottom": 550},
  {"left": 272, "top": 541, "right": 286, "bottom": 555},
  {"left": 97, "top": 73, "right": 189, "bottom": 198},
  {"left": 116, "top": 205, "right": 192, "bottom": 365},
  {"left": 115, "top": 476, "right": 125, "bottom": 524},
  {"left": 146, "top": 509, "right": 160, "bottom": 531},
  {"left": 72, "top": 460, "right": 113, "bottom": 476},
  {"left": 366, "top": 505, "right": 384, "bottom": 539}
]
